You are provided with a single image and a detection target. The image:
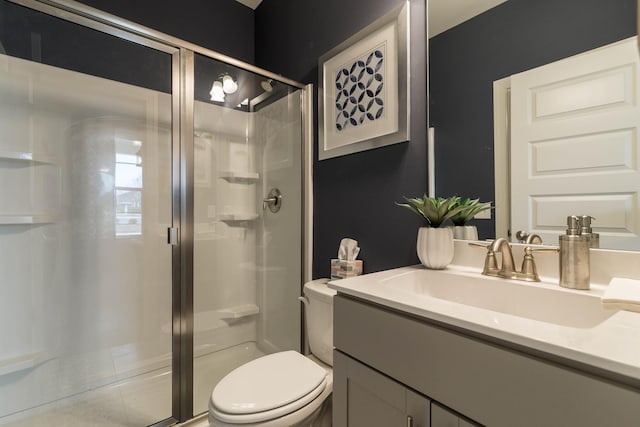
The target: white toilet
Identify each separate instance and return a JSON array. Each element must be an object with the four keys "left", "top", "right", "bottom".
[{"left": 208, "top": 279, "right": 336, "bottom": 427}]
